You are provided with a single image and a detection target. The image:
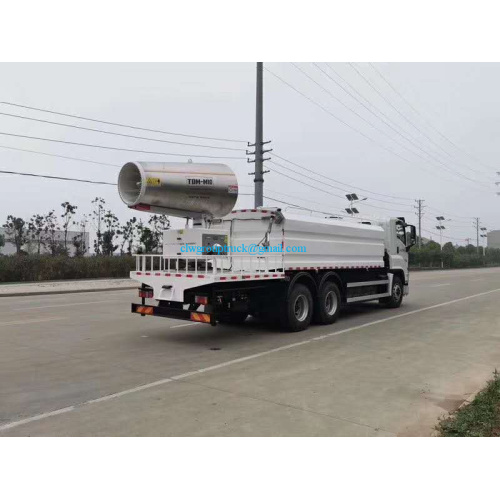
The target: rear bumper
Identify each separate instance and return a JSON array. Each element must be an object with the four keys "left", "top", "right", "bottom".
[{"left": 131, "top": 303, "right": 214, "bottom": 325}]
